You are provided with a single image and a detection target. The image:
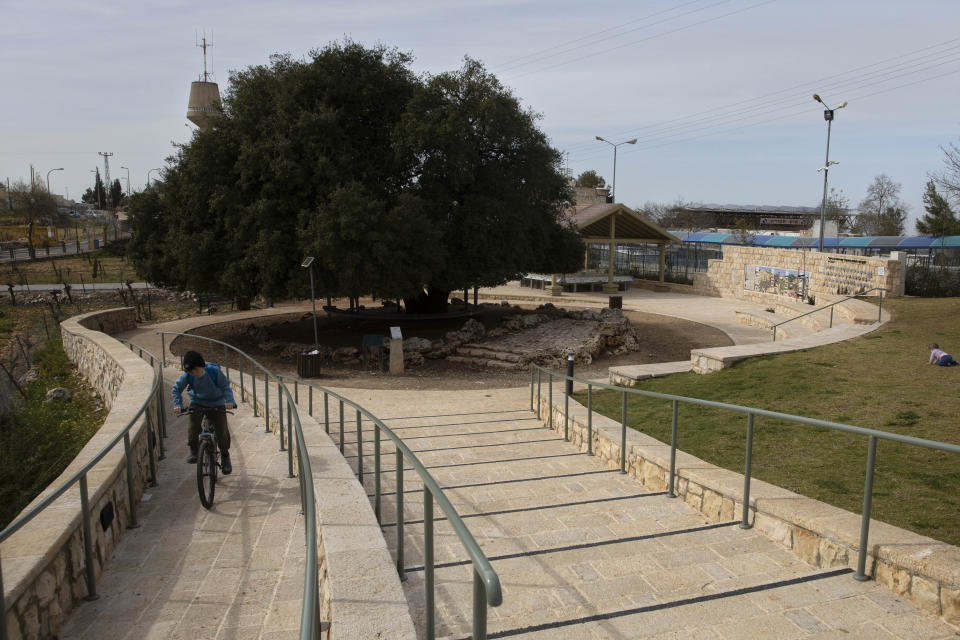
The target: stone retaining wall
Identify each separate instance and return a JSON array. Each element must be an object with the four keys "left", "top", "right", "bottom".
[
  {"left": 239, "top": 374, "right": 417, "bottom": 640},
  {"left": 691, "top": 246, "right": 906, "bottom": 301},
  {"left": 3, "top": 308, "right": 160, "bottom": 640},
  {"left": 537, "top": 391, "right": 960, "bottom": 626}
]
